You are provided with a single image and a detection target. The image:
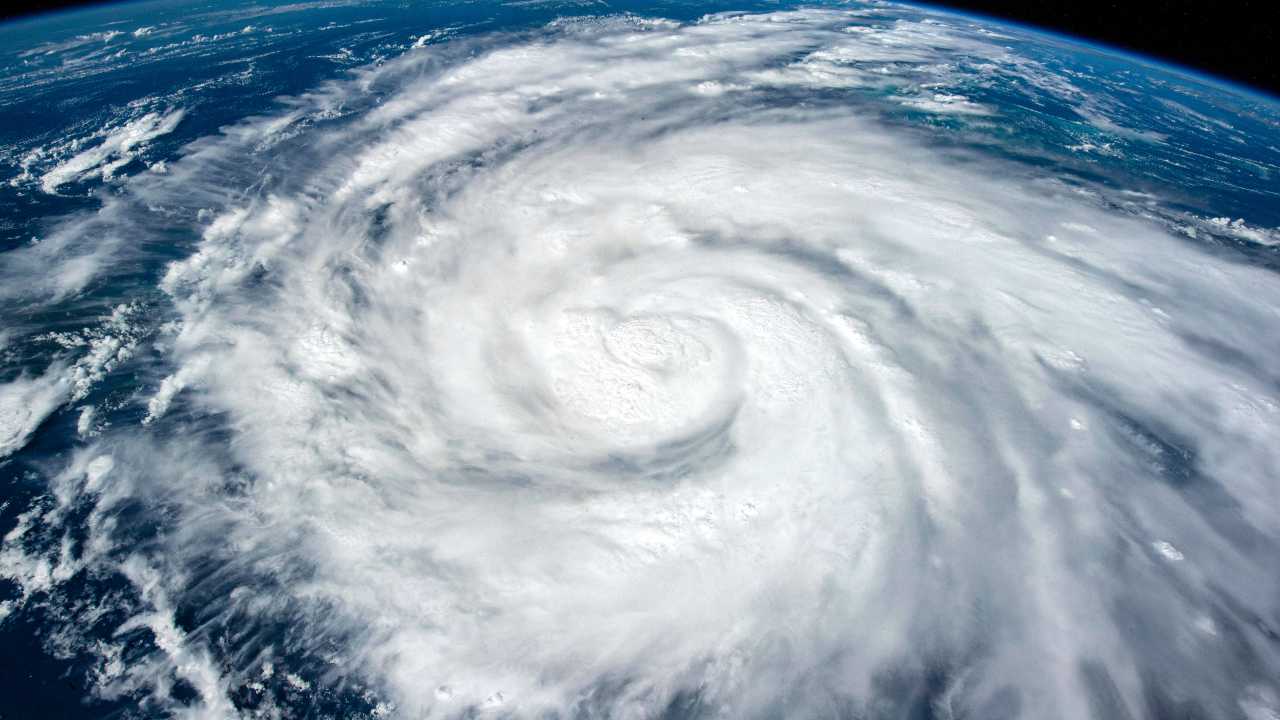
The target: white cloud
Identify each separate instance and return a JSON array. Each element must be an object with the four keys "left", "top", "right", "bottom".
[
  {"left": 39, "top": 109, "right": 185, "bottom": 193},
  {"left": 0, "top": 304, "right": 144, "bottom": 457},
  {"left": 9, "top": 7, "right": 1280, "bottom": 720},
  {"left": 0, "top": 364, "right": 68, "bottom": 458}
]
